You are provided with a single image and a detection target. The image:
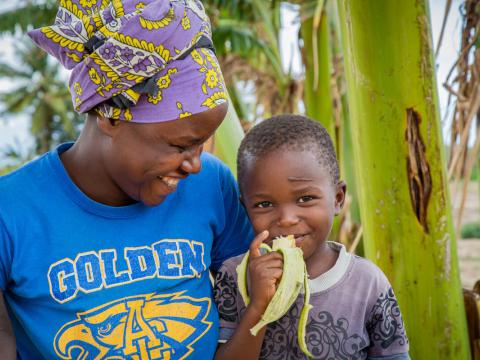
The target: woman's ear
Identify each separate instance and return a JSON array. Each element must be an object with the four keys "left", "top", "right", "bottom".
[
  {"left": 334, "top": 181, "right": 347, "bottom": 215},
  {"left": 96, "top": 115, "right": 119, "bottom": 137}
]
